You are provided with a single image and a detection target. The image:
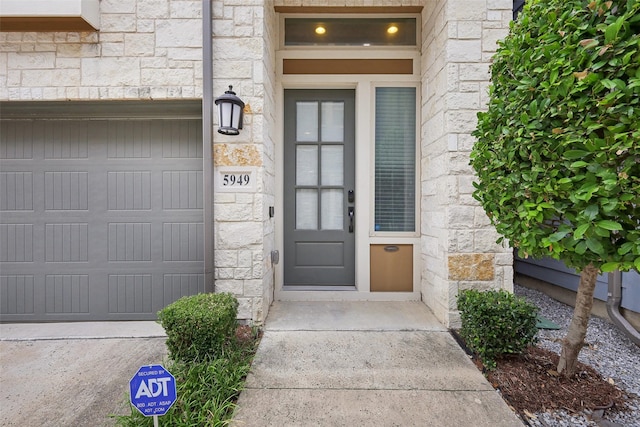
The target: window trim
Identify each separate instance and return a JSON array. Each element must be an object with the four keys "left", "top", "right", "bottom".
[{"left": 369, "top": 82, "right": 421, "bottom": 238}]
